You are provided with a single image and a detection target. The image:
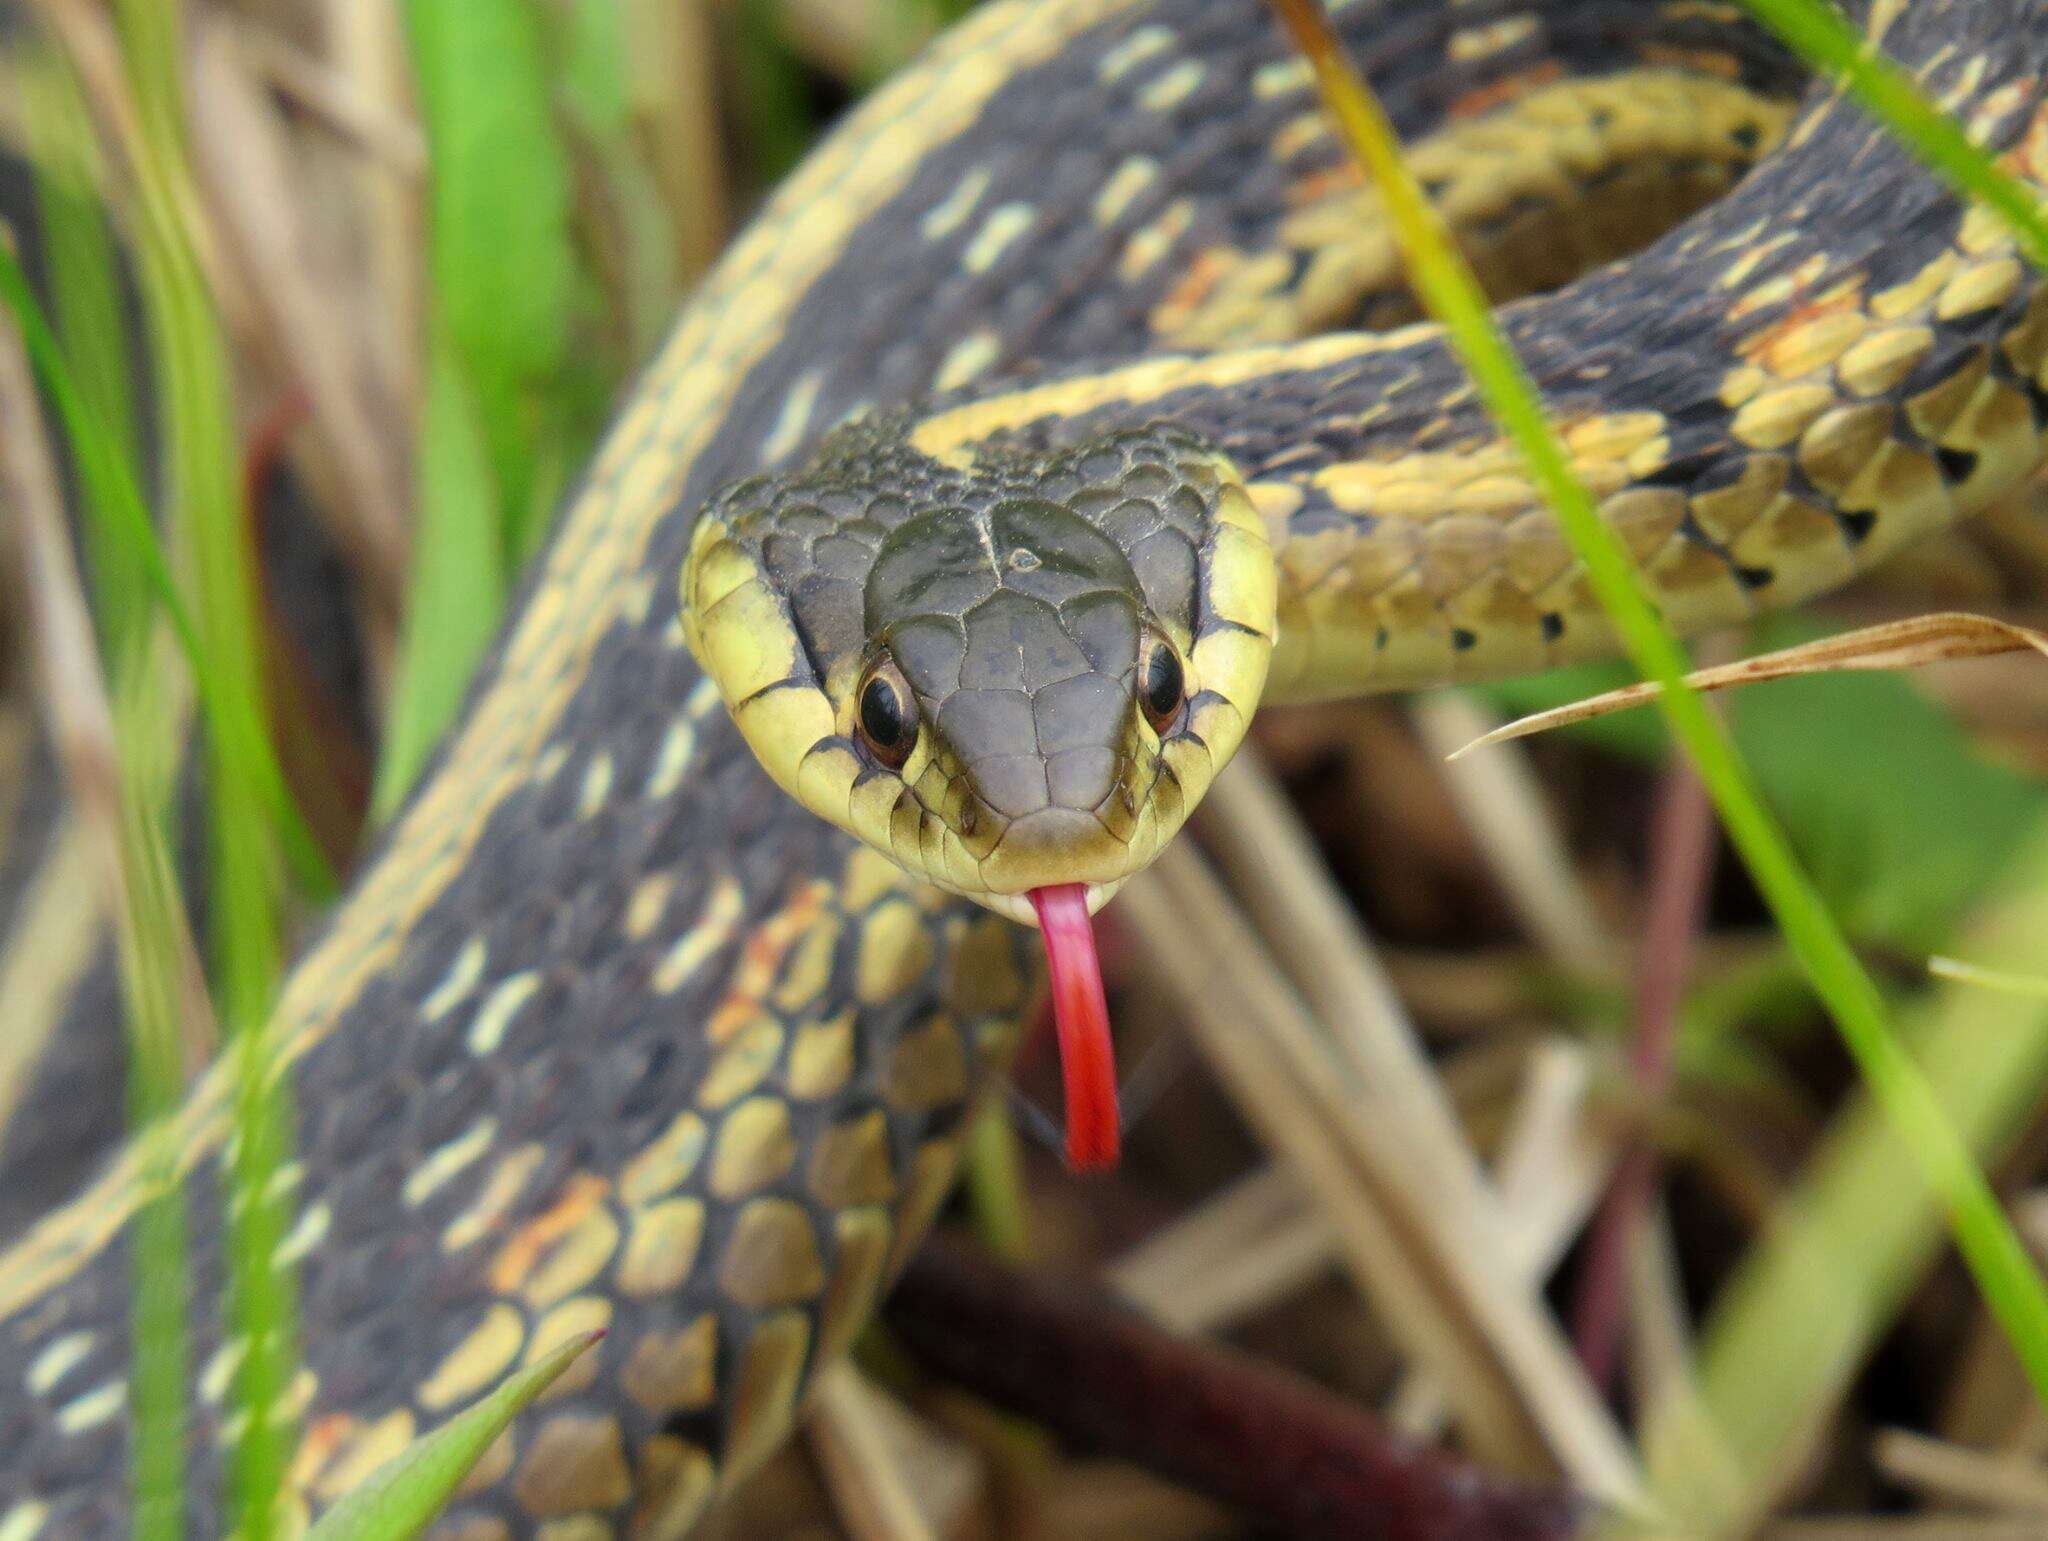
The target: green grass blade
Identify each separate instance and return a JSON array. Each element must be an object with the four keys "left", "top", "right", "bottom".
[
  {"left": 106, "top": 2, "right": 302, "bottom": 1528},
  {"left": 403, "top": 0, "right": 586, "bottom": 562},
  {"left": 21, "top": 50, "right": 145, "bottom": 668},
  {"left": 115, "top": 673, "right": 198, "bottom": 1541},
  {"left": 965, "top": 1104, "right": 1031, "bottom": 1261},
  {"left": 1641, "top": 820, "right": 2048, "bottom": 1533},
  {"left": 0, "top": 243, "right": 331, "bottom": 897},
  {"left": 125, "top": 1130, "right": 190, "bottom": 1539},
  {"left": 1, "top": 295, "right": 196, "bottom": 1541},
  {"left": 1737, "top": 0, "right": 2048, "bottom": 269},
  {"left": 1266, "top": 0, "right": 2048, "bottom": 1410},
  {"left": 304, "top": 1332, "right": 603, "bottom": 1541},
  {"left": 382, "top": 0, "right": 606, "bottom": 812},
  {"left": 373, "top": 326, "right": 506, "bottom": 819}
]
